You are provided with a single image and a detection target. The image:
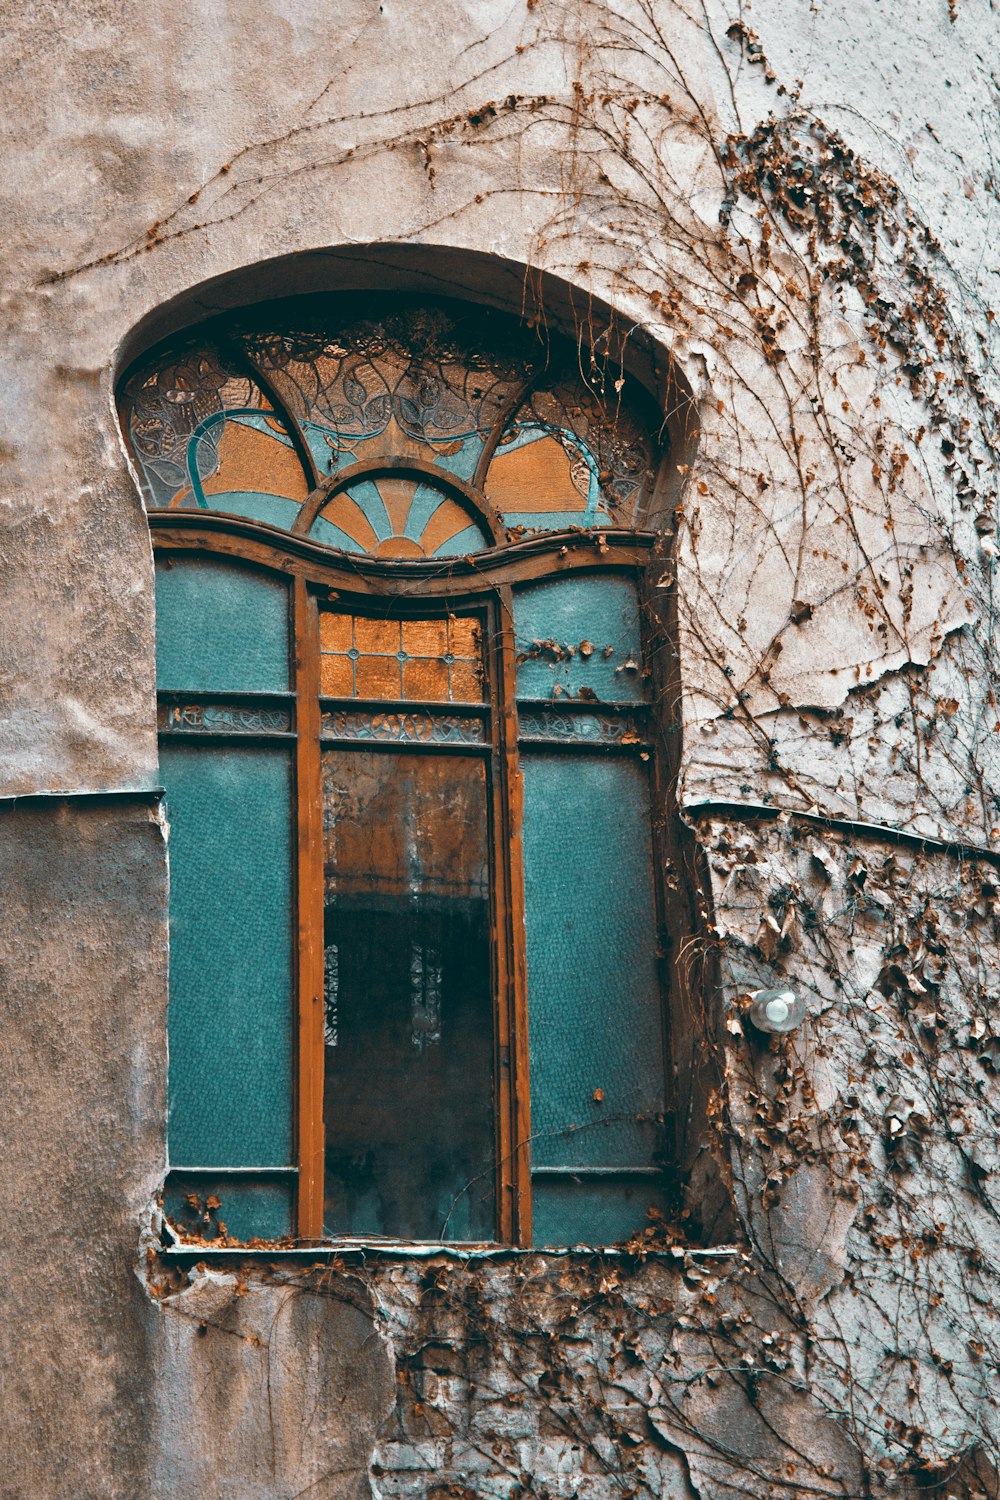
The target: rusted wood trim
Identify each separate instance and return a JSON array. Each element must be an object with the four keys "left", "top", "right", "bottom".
[
  {"left": 316, "top": 736, "right": 489, "bottom": 758},
  {"left": 293, "top": 578, "right": 326, "bottom": 1240},
  {"left": 158, "top": 689, "right": 296, "bottom": 704},
  {"left": 293, "top": 452, "right": 507, "bottom": 544},
  {"left": 495, "top": 583, "right": 532, "bottom": 1247},
  {"left": 319, "top": 695, "right": 489, "bottom": 716},
  {"left": 150, "top": 512, "right": 654, "bottom": 592},
  {"left": 484, "top": 592, "right": 514, "bottom": 1244},
  {"left": 157, "top": 731, "right": 297, "bottom": 745}
]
